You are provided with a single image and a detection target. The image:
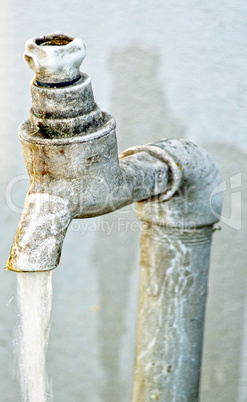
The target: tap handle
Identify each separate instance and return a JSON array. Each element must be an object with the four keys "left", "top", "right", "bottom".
[{"left": 24, "top": 33, "right": 86, "bottom": 86}]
